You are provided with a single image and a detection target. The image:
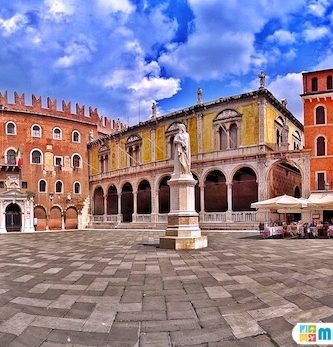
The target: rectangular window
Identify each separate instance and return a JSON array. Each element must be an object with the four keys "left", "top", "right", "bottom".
[
  {"left": 21, "top": 181, "right": 28, "bottom": 189},
  {"left": 317, "top": 172, "right": 325, "bottom": 190},
  {"left": 54, "top": 156, "right": 63, "bottom": 167}
]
